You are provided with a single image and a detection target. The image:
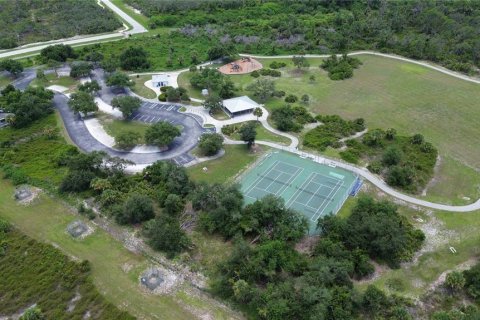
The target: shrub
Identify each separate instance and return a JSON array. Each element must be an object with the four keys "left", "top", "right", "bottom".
[
  {"left": 340, "top": 150, "right": 359, "bottom": 164},
  {"left": 115, "top": 194, "right": 154, "bottom": 225},
  {"left": 284, "top": 94, "right": 298, "bottom": 103},
  {"left": 273, "top": 90, "right": 285, "bottom": 97},
  {"left": 158, "top": 93, "right": 167, "bottom": 101},
  {"left": 250, "top": 70, "right": 260, "bottom": 78},
  {"left": 198, "top": 133, "right": 224, "bottom": 156},
  {"left": 367, "top": 161, "right": 383, "bottom": 174},
  {"left": 115, "top": 131, "right": 141, "bottom": 149},
  {"left": 269, "top": 61, "right": 287, "bottom": 69}
]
